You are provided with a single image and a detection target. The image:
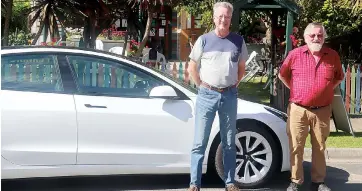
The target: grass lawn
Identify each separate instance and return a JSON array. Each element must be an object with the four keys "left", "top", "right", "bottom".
[
  {"left": 238, "top": 76, "right": 270, "bottom": 105},
  {"left": 238, "top": 76, "right": 362, "bottom": 148},
  {"left": 305, "top": 132, "right": 362, "bottom": 148}
]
